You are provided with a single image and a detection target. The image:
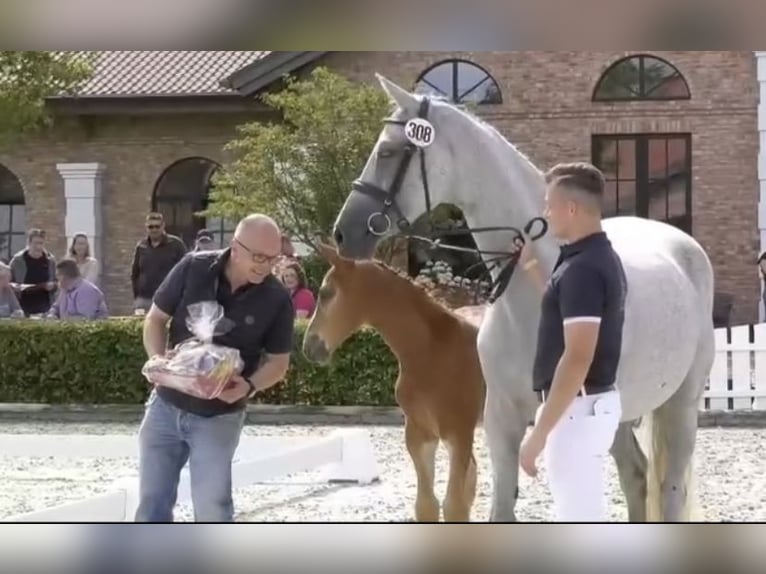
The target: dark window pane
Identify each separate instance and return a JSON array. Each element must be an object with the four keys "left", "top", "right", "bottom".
[
  {"left": 648, "top": 138, "right": 669, "bottom": 180},
  {"left": 0, "top": 205, "right": 9, "bottom": 231},
  {"left": 617, "top": 181, "right": 637, "bottom": 215},
  {"left": 603, "top": 180, "right": 618, "bottom": 216},
  {"left": 595, "top": 58, "right": 641, "bottom": 99},
  {"left": 648, "top": 183, "right": 668, "bottom": 221},
  {"left": 11, "top": 205, "right": 25, "bottom": 232},
  {"left": 667, "top": 138, "right": 689, "bottom": 177},
  {"left": 618, "top": 139, "right": 636, "bottom": 179},
  {"left": 207, "top": 215, "right": 237, "bottom": 249},
  {"left": 643, "top": 57, "right": 689, "bottom": 98},
  {"left": 0, "top": 165, "right": 24, "bottom": 204},
  {"left": 594, "top": 139, "right": 618, "bottom": 179},
  {"left": 10, "top": 233, "right": 25, "bottom": 256},
  {"left": 668, "top": 175, "right": 689, "bottom": 219},
  {"left": 456, "top": 61, "right": 489, "bottom": 99},
  {"left": 416, "top": 62, "right": 454, "bottom": 99}
]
